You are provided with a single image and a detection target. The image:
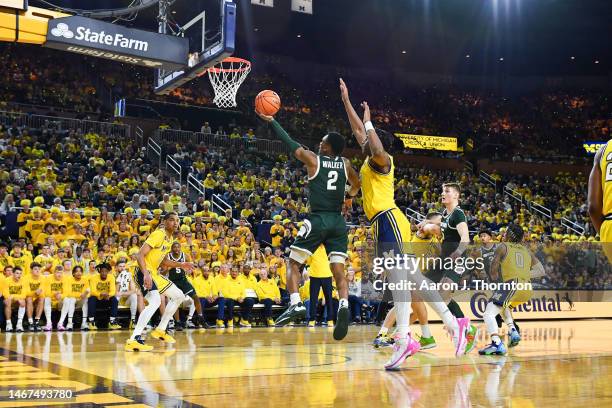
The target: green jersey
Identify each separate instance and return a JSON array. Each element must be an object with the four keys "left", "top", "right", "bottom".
[
  {"left": 308, "top": 155, "right": 347, "bottom": 213},
  {"left": 441, "top": 206, "right": 467, "bottom": 256}
]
